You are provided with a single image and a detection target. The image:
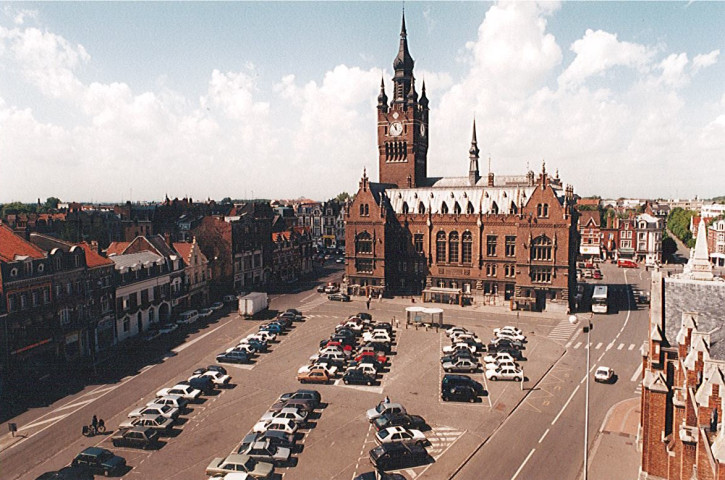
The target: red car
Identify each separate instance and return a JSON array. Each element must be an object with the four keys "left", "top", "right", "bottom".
[
  {"left": 617, "top": 259, "right": 638, "bottom": 268},
  {"left": 325, "top": 341, "right": 353, "bottom": 352},
  {"left": 355, "top": 351, "right": 387, "bottom": 365},
  {"left": 592, "top": 270, "right": 603, "bottom": 279}
]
